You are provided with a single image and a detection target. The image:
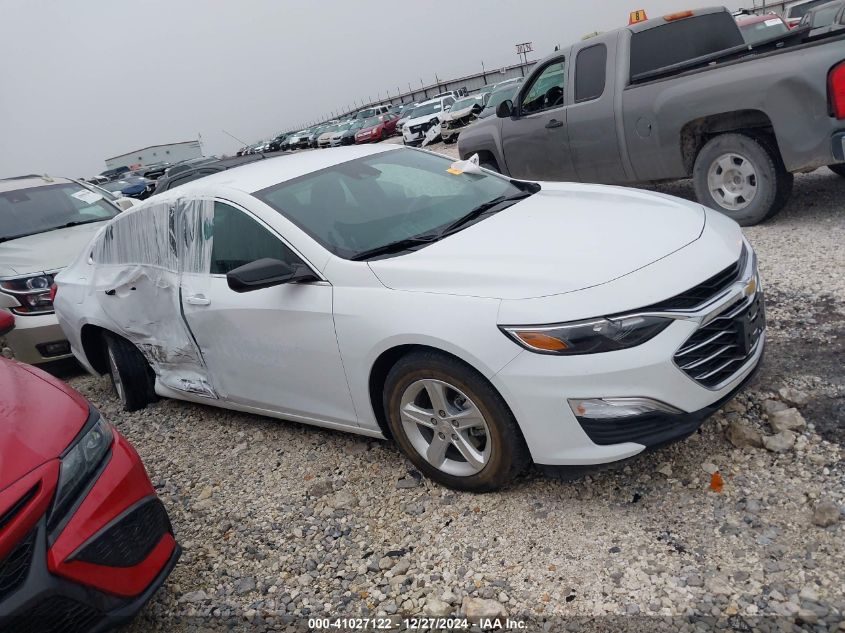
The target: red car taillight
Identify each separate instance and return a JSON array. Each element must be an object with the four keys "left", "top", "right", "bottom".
[
  {"left": 50, "top": 282, "right": 58, "bottom": 303},
  {"left": 830, "top": 61, "right": 845, "bottom": 119}
]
